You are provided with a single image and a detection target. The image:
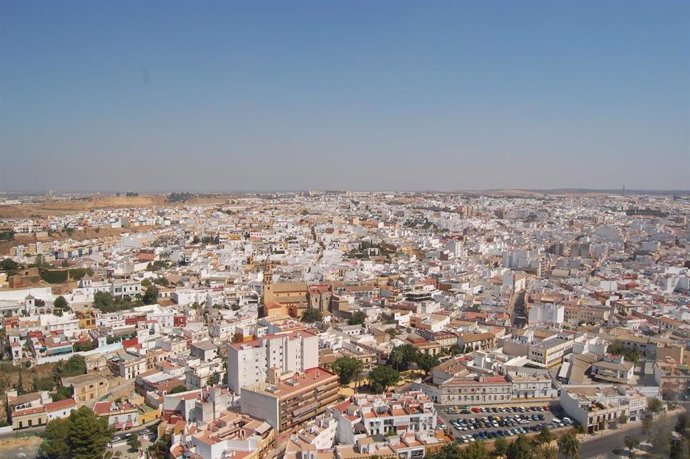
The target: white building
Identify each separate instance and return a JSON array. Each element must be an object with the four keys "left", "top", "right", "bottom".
[
  {"left": 226, "top": 331, "right": 319, "bottom": 394},
  {"left": 528, "top": 302, "right": 564, "bottom": 326}
]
